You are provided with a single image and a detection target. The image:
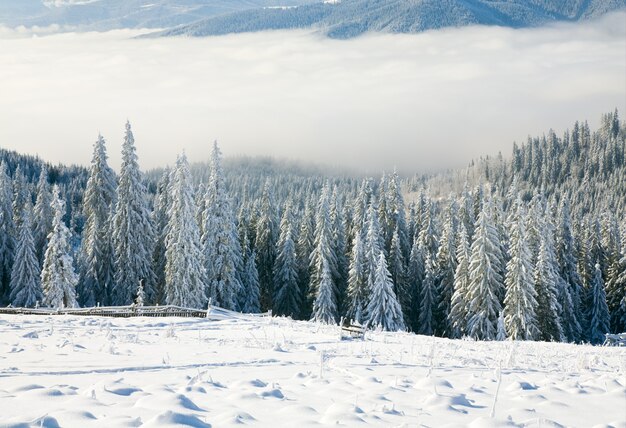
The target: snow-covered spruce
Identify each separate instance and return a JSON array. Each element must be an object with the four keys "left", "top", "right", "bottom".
[
  {"left": 273, "top": 203, "right": 301, "bottom": 317},
  {"left": 239, "top": 232, "right": 261, "bottom": 313},
  {"left": 434, "top": 198, "right": 458, "bottom": 336},
  {"left": 309, "top": 184, "right": 339, "bottom": 321},
  {"left": 466, "top": 198, "right": 504, "bottom": 340},
  {"left": 503, "top": 199, "right": 539, "bottom": 340},
  {"left": 41, "top": 186, "right": 78, "bottom": 309},
  {"left": 164, "top": 153, "right": 207, "bottom": 309},
  {"left": 32, "top": 167, "right": 53, "bottom": 265},
  {"left": 449, "top": 223, "right": 470, "bottom": 339},
  {"left": 418, "top": 255, "right": 436, "bottom": 335},
  {"left": 534, "top": 236, "right": 564, "bottom": 342},
  {"left": 555, "top": 200, "right": 583, "bottom": 342},
  {"left": 345, "top": 232, "right": 368, "bottom": 324},
  {"left": 77, "top": 134, "right": 117, "bottom": 307},
  {"left": 365, "top": 251, "right": 405, "bottom": 332},
  {"left": 0, "top": 161, "right": 16, "bottom": 303},
  {"left": 9, "top": 202, "right": 43, "bottom": 308},
  {"left": 312, "top": 256, "right": 338, "bottom": 324},
  {"left": 111, "top": 122, "right": 156, "bottom": 305},
  {"left": 202, "top": 142, "right": 243, "bottom": 310},
  {"left": 254, "top": 181, "right": 278, "bottom": 311},
  {"left": 588, "top": 263, "right": 610, "bottom": 345}
]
